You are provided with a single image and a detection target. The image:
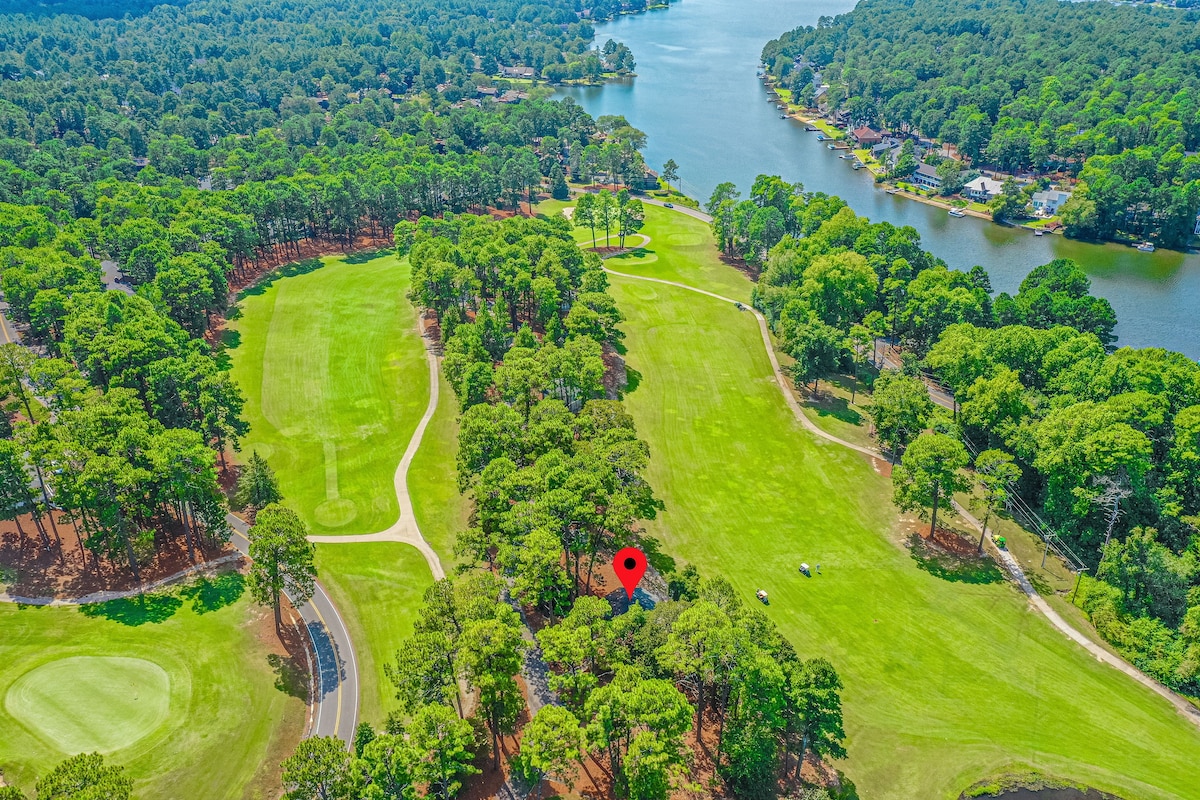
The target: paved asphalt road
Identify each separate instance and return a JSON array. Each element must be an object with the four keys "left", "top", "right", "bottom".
[
  {"left": 227, "top": 515, "right": 358, "bottom": 743},
  {"left": 1, "top": 301, "right": 20, "bottom": 345}
]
